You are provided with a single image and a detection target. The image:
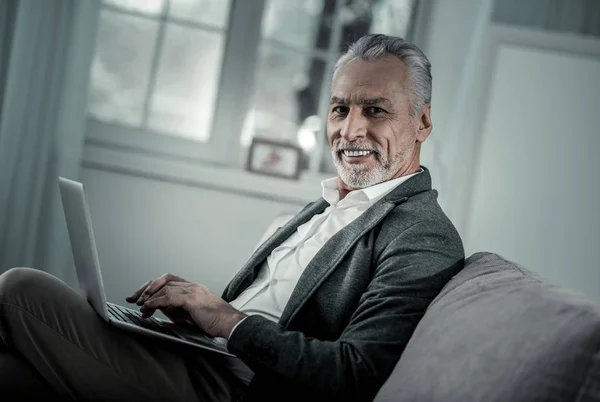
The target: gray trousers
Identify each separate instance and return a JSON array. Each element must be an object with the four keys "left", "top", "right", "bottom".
[{"left": 0, "top": 267, "right": 246, "bottom": 401}]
